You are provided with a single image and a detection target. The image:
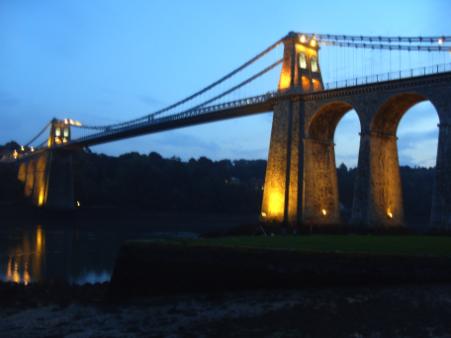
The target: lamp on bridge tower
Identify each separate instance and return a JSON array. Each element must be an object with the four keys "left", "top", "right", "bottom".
[
  {"left": 48, "top": 118, "right": 71, "bottom": 147},
  {"left": 278, "top": 32, "right": 324, "bottom": 93}
]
